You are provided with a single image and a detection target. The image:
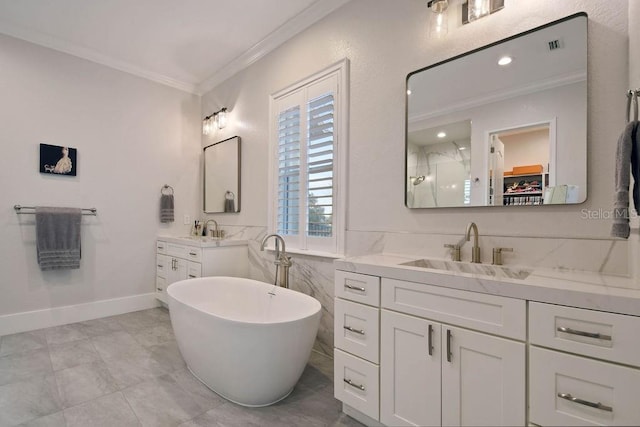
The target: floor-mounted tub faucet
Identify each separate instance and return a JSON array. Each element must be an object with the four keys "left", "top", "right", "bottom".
[
  {"left": 465, "top": 222, "right": 481, "bottom": 263},
  {"left": 260, "top": 234, "right": 292, "bottom": 288}
]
